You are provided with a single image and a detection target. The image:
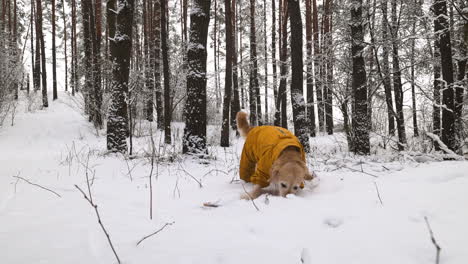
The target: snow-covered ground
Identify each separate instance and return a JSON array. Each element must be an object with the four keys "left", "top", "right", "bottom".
[{"left": 1, "top": 92, "right": 467, "bottom": 264}]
